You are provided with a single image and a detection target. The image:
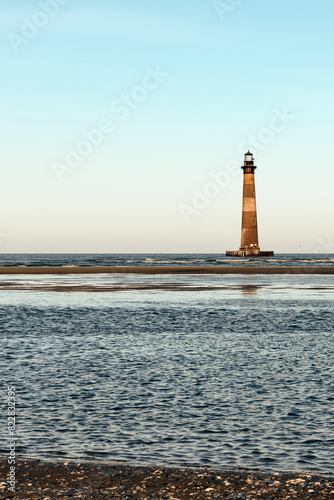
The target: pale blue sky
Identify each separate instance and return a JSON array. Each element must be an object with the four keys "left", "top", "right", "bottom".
[{"left": 0, "top": 0, "right": 333, "bottom": 253}]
